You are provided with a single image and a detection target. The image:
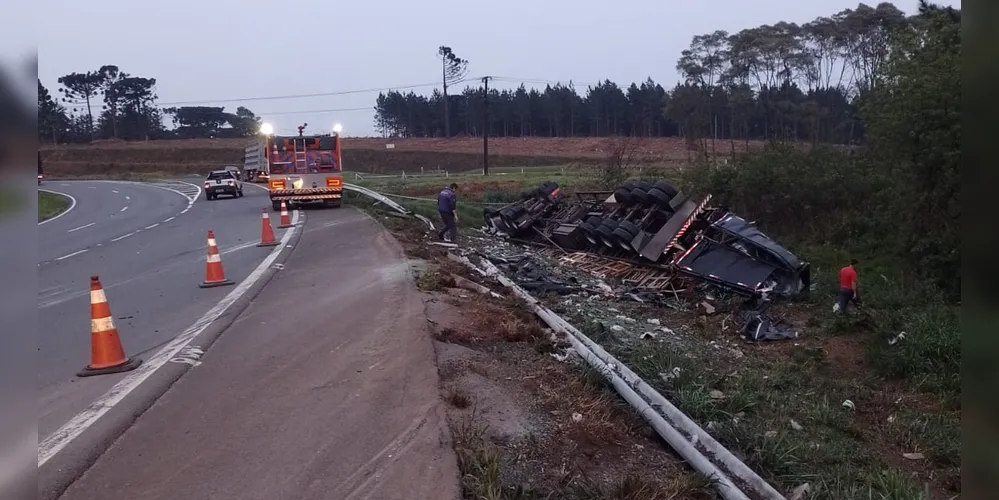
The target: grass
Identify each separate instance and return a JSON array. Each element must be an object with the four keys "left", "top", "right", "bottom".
[
  {"left": 800, "top": 242, "right": 961, "bottom": 400},
  {"left": 38, "top": 190, "right": 71, "bottom": 222},
  {"left": 353, "top": 167, "right": 961, "bottom": 497}
]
